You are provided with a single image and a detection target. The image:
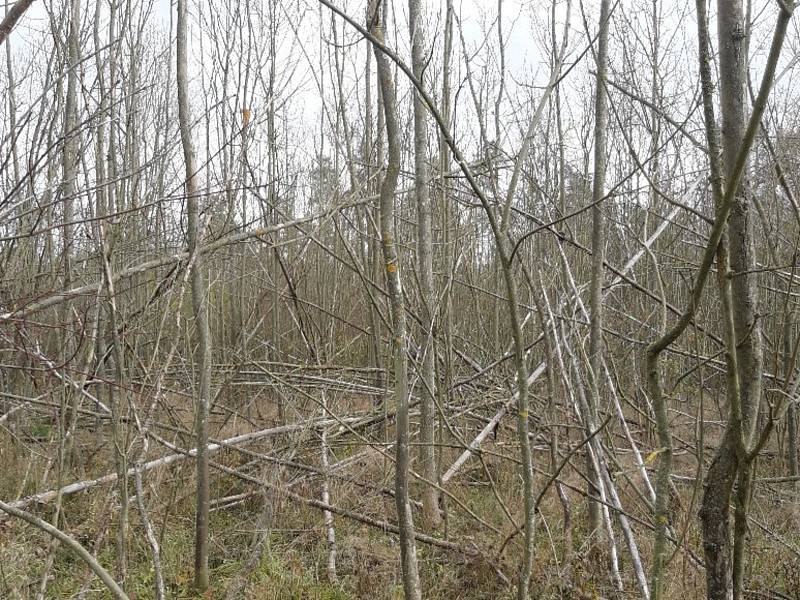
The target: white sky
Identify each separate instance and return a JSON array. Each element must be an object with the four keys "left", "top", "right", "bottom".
[{"left": 7, "top": 0, "right": 800, "bottom": 214}]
